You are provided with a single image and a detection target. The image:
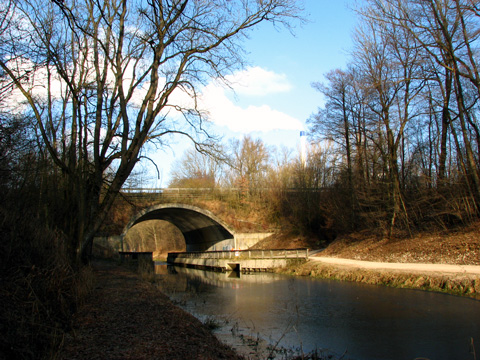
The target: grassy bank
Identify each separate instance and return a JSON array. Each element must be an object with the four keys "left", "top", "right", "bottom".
[
  {"left": 254, "top": 224, "right": 480, "bottom": 299},
  {"left": 279, "top": 261, "right": 480, "bottom": 299}
]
